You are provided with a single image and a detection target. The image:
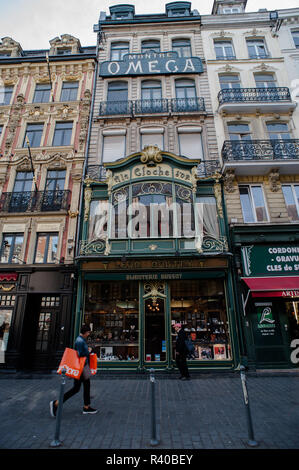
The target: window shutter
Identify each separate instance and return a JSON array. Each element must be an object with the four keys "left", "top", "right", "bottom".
[
  {"left": 178, "top": 132, "right": 203, "bottom": 159},
  {"left": 102, "top": 135, "right": 126, "bottom": 162}
]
